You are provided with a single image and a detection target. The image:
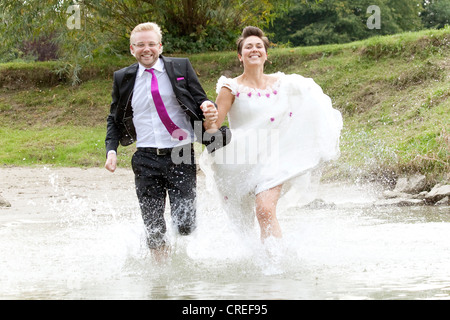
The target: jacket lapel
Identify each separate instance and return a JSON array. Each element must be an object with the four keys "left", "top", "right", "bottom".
[
  {"left": 162, "top": 56, "right": 178, "bottom": 91},
  {"left": 161, "top": 55, "right": 201, "bottom": 121},
  {"left": 119, "top": 63, "right": 138, "bottom": 98}
]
